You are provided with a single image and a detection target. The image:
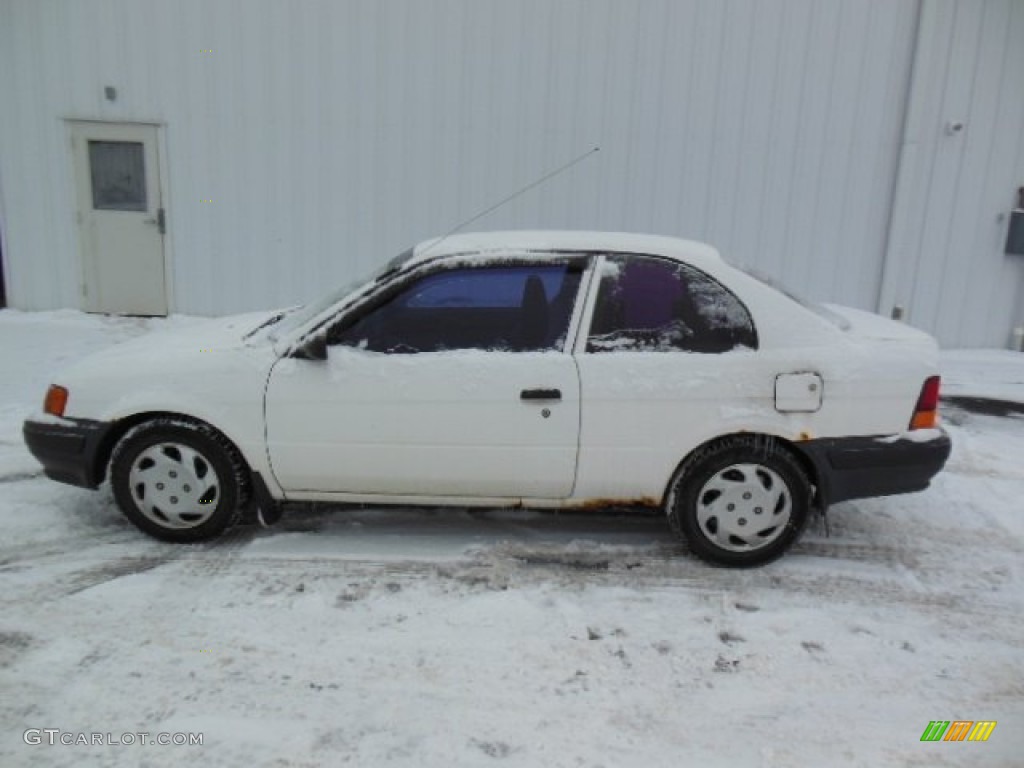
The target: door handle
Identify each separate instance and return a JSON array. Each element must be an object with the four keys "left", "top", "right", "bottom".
[{"left": 520, "top": 388, "right": 561, "bottom": 401}]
